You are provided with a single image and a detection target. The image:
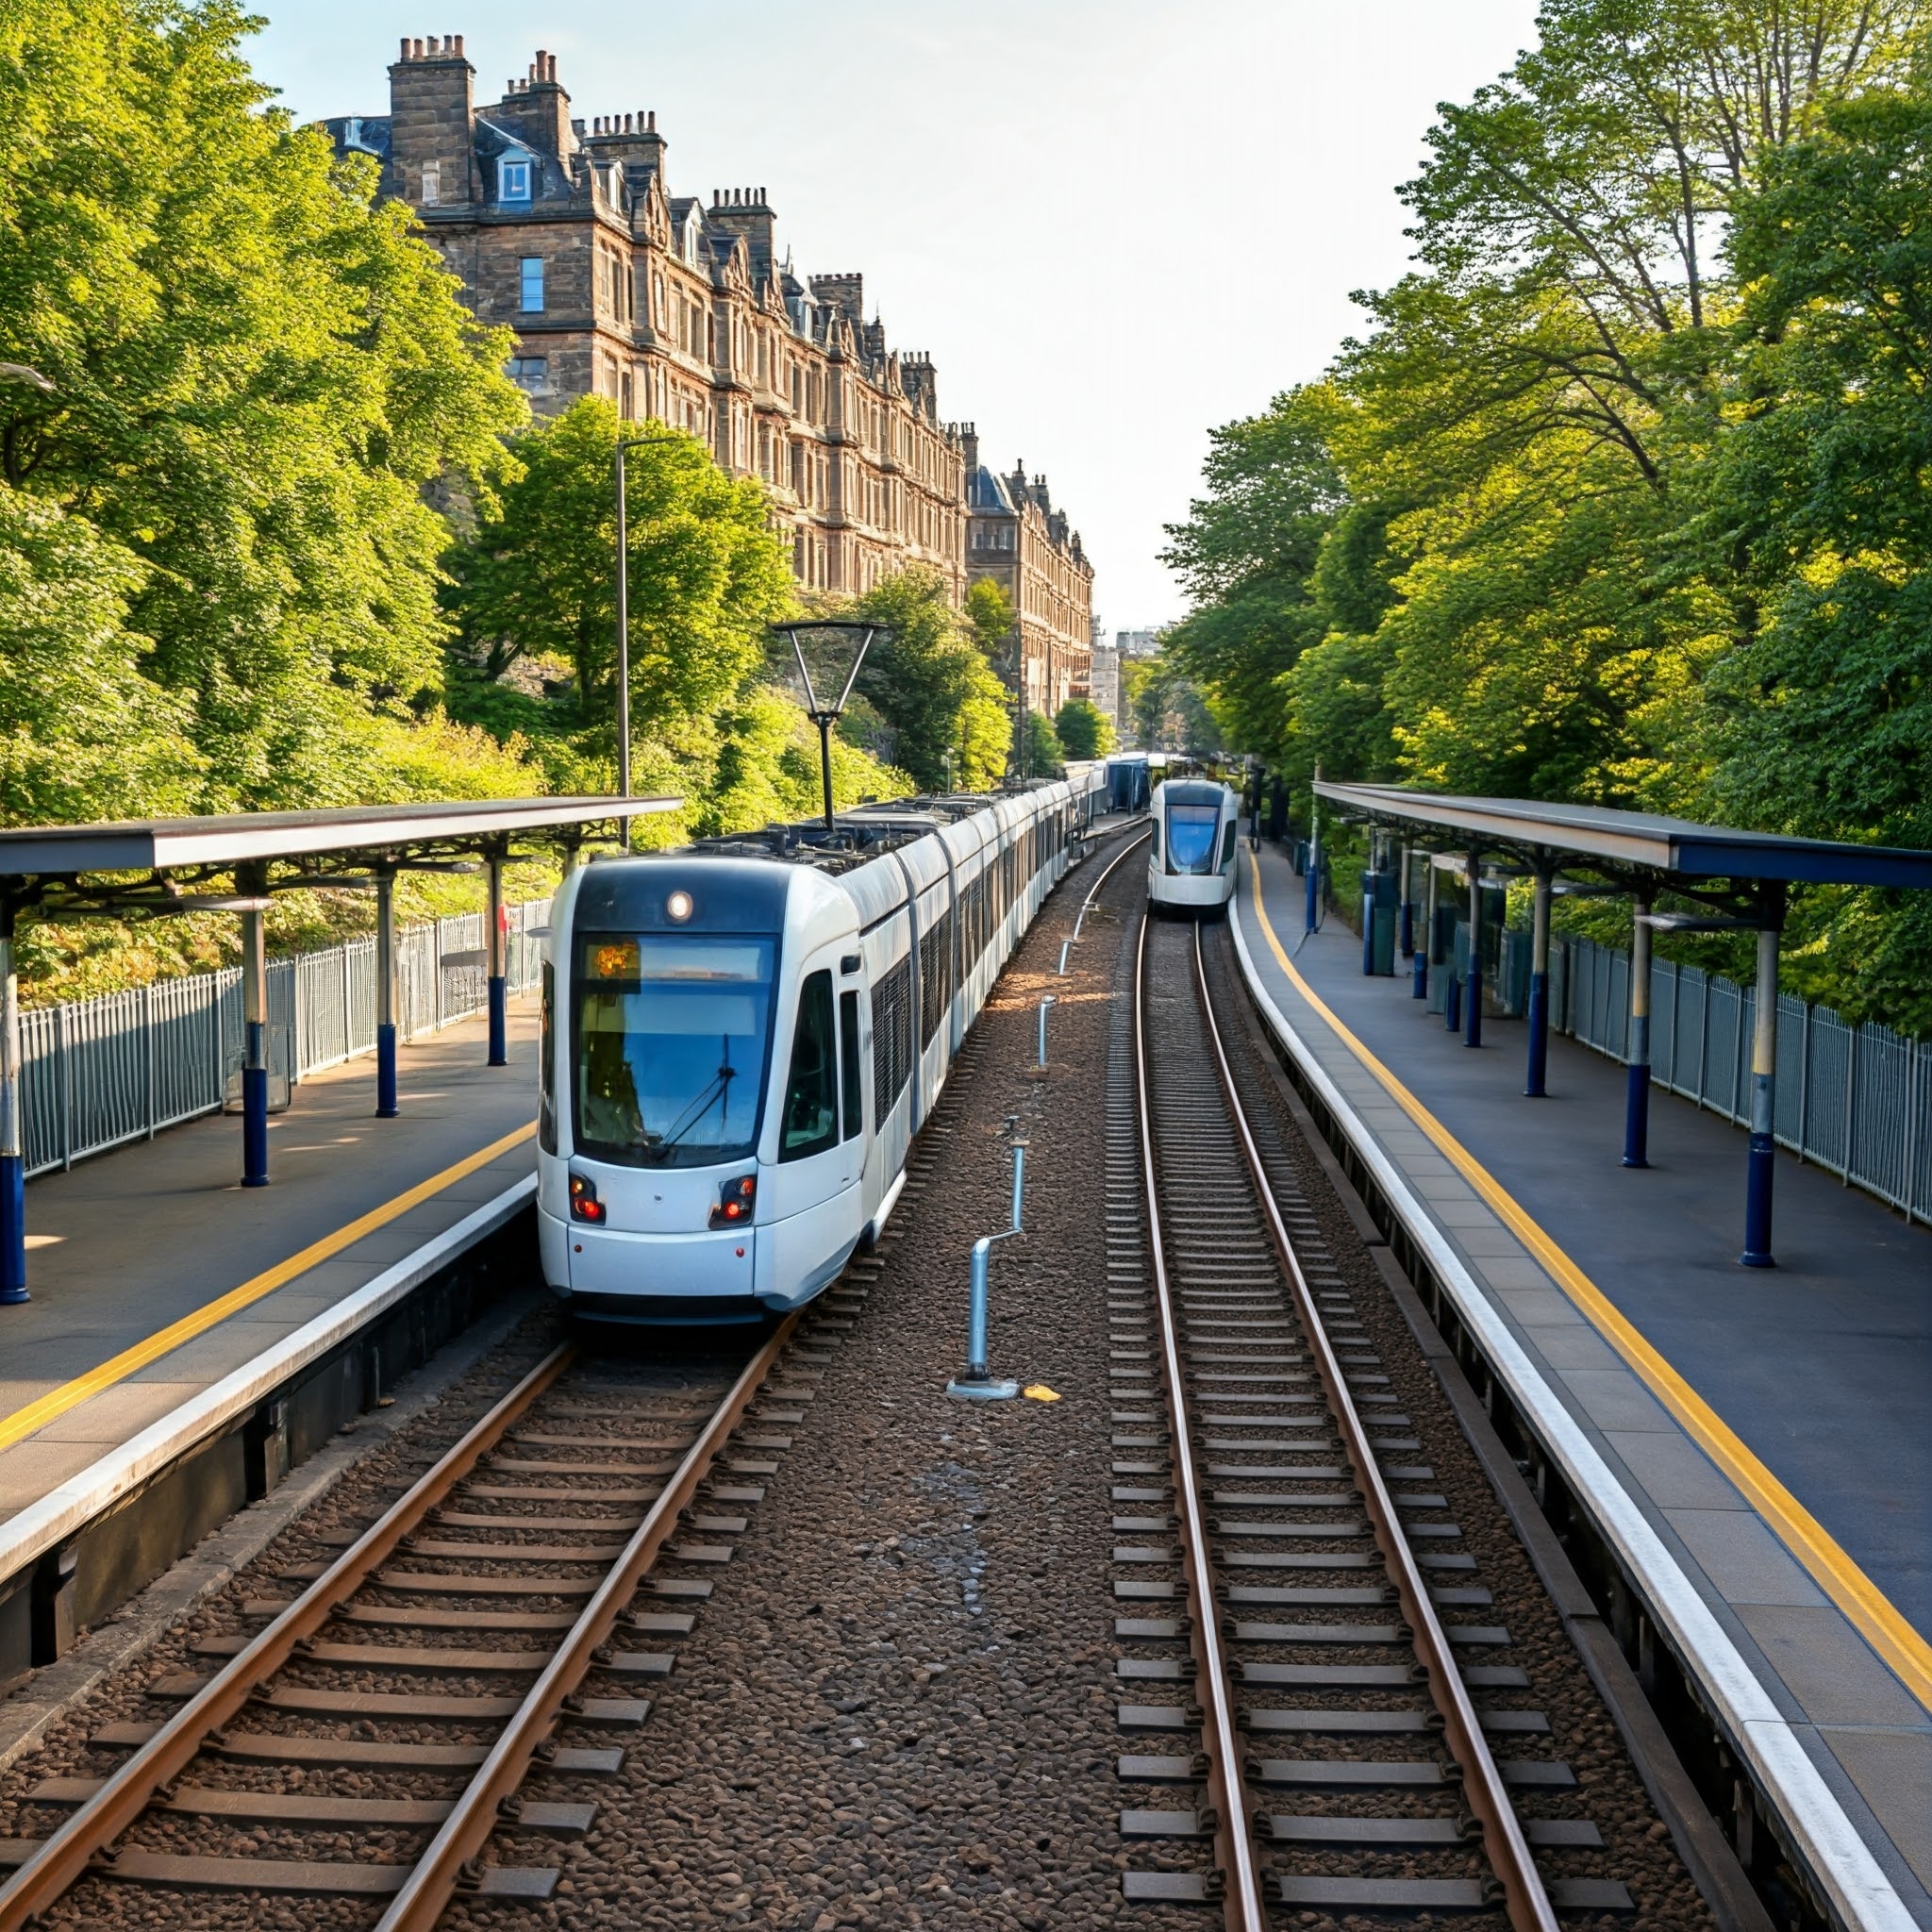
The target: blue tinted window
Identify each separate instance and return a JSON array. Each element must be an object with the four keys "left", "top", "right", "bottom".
[{"left": 1166, "top": 803, "right": 1219, "bottom": 874}]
